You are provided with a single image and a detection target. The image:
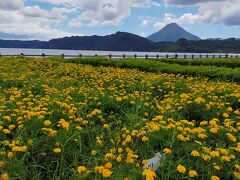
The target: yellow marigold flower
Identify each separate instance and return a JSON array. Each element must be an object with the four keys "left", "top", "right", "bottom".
[
  {"left": 0, "top": 161, "right": 5, "bottom": 168},
  {"left": 18, "top": 125, "right": 24, "bottom": 129},
  {"left": 214, "top": 165, "right": 221, "bottom": 170},
  {"left": 38, "top": 115, "right": 45, "bottom": 120},
  {"left": 191, "top": 150, "right": 200, "bottom": 157},
  {"left": 116, "top": 156, "right": 122, "bottom": 162},
  {"left": 210, "top": 151, "right": 220, "bottom": 158},
  {"left": 91, "top": 150, "right": 97, "bottom": 156},
  {"left": 177, "top": 164, "right": 186, "bottom": 174},
  {"left": 219, "top": 148, "right": 228, "bottom": 155},
  {"left": 233, "top": 172, "right": 240, "bottom": 179},
  {"left": 62, "top": 122, "right": 69, "bottom": 131},
  {"left": 195, "top": 97, "right": 205, "bottom": 104},
  {"left": 201, "top": 154, "right": 211, "bottom": 161},
  {"left": 53, "top": 148, "right": 61, "bottom": 153},
  {"left": 209, "top": 119, "right": 218, "bottom": 125},
  {"left": 136, "top": 163, "right": 140, "bottom": 168},
  {"left": 58, "top": 119, "right": 69, "bottom": 131},
  {"left": 211, "top": 175, "right": 220, "bottom": 180},
  {"left": 2, "top": 129, "right": 11, "bottom": 134},
  {"left": 27, "top": 140, "right": 33, "bottom": 145},
  {"left": 92, "top": 109, "right": 101, "bottom": 115},
  {"left": 142, "top": 136, "right": 149, "bottom": 142},
  {"left": 235, "top": 164, "right": 240, "bottom": 171},
  {"left": 116, "top": 97, "right": 122, "bottom": 102},
  {"left": 44, "top": 120, "right": 52, "bottom": 126},
  {"left": 103, "top": 124, "right": 109, "bottom": 129},
  {"left": 210, "top": 128, "right": 218, "bottom": 134},
  {"left": 42, "top": 128, "right": 57, "bottom": 137},
  {"left": 12, "top": 146, "right": 27, "bottom": 152},
  {"left": 1, "top": 172, "right": 8, "bottom": 180},
  {"left": 125, "top": 129, "right": 130, "bottom": 134},
  {"left": 125, "top": 135, "right": 132, "bottom": 143},
  {"left": 104, "top": 162, "right": 112, "bottom": 169},
  {"left": 152, "top": 115, "right": 163, "bottom": 121},
  {"left": 95, "top": 166, "right": 104, "bottom": 173},
  {"left": 82, "top": 120, "right": 88, "bottom": 125},
  {"left": 229, "top": 154, "right": 235, "bottom": 159},
  {"left": 188, "top": 170, "right": 197, "bottom": 177},
  {"left": 163, "top": 148, "right": 172, "bottom": 154},
  {"left": 198, "top": 133, "right": 207, "bottom": 139},
  {"left": 77, "top": 166, "right": 87, "bottom": 174},
  {"left": 102, "top": 168, "right": 112, "bottom": 177},
  {"left": 55, "top": 141, "right": 60, "bottom": 146},
  {"left": 194, "top": 140, "right": 202, "bottom": 145},
  {"left": 142, "top": 160, "right": 148, "bottom": 165},
  {"left": 223, "top": 113, "right": 229, "bottom": 118},
  {"left": 142, "top": 169, "right": 156, "bottom": 180},
  {"left": 7, "top": 152, "right": 14, "bottom": 159},
  {"left": 200, "top": 121, "right": 208, "bottom": 126},
  {"left": 226, "top": 133, "right": 236, "bottom": 142},
  {"left": 117, "top": 148, "right": 123, "bottom": 153},
  {"left": 202, "top": 147, "right": 211, "bottom": 153},
  {"left": 221, "top": 156, "right": 230, "bottom": 162},
  {"left": 3, "top": 116, "right": 11, "bottom": 121},
  {"left": 177, "top": 134, "right": 185, "bottom": 141},
  {"left": 75, "top": 126, "right": 82, "bottom": 130},
  {"left": 8, "top": 125, "right": 15, "bottom": 130},
  {"left": 105, "top": 153, "right": 115, "bottom": 159}
]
